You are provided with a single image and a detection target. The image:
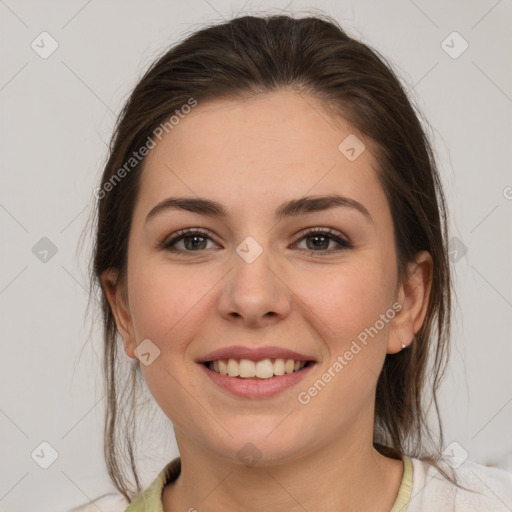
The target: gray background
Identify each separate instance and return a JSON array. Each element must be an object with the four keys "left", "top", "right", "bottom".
[{"left": 1, "top": 0, "right": 511, "bottom": 511}]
